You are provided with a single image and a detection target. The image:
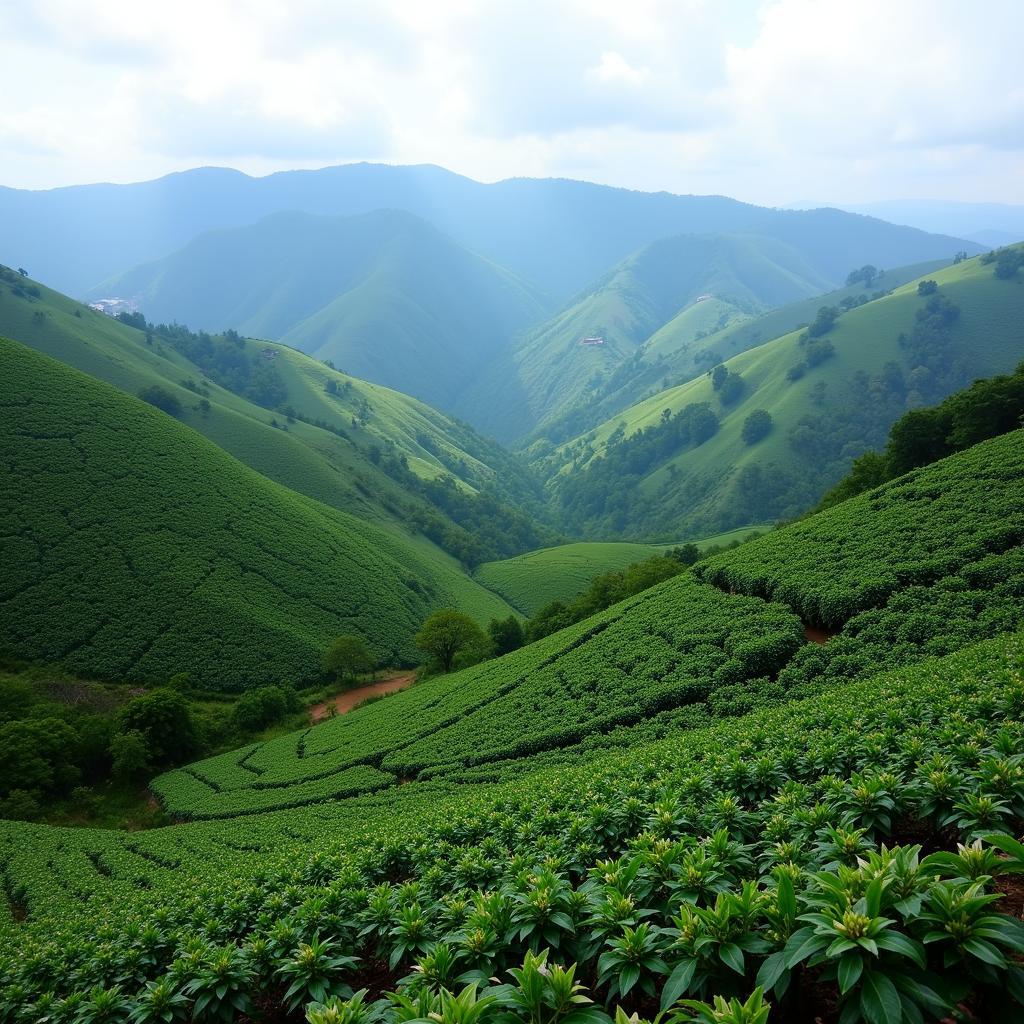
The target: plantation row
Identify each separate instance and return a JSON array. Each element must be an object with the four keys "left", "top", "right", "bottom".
[
  {"left": 0, "top": 340, "right": 469, "bottom": 690},
  {"left": 152, "top": 577, "right": 804, "bottom": 817},
  {"left": 4, "top": 635, "right": 1024, "bottom": 1022},
  {"left": 697, "top": 430, "right": 1024, "bottom": 628}
]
